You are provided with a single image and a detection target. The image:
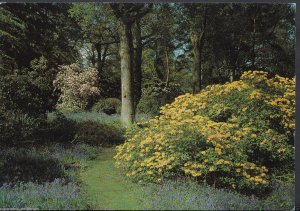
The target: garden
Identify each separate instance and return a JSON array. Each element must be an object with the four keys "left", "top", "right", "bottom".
[{"left": 0, "top": 2, "right": 295, "bottom": 210}]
